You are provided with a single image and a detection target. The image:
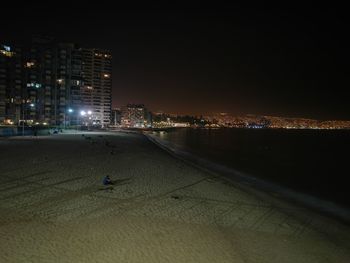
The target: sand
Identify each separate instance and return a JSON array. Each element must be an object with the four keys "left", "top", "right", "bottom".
[{"left": 0, "top": 131, "right": 349, "bottom": 262}]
